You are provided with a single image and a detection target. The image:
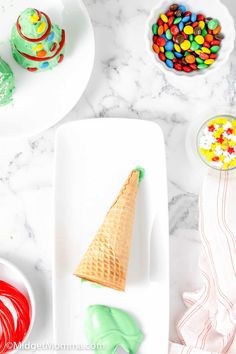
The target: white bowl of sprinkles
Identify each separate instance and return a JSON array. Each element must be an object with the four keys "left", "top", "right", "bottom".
[
  {"left": 197, "top": 115, "right": 236, "bottom": 171},
  {"left": 147, "top": 0, "right": 235, "bottom": 78}
]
